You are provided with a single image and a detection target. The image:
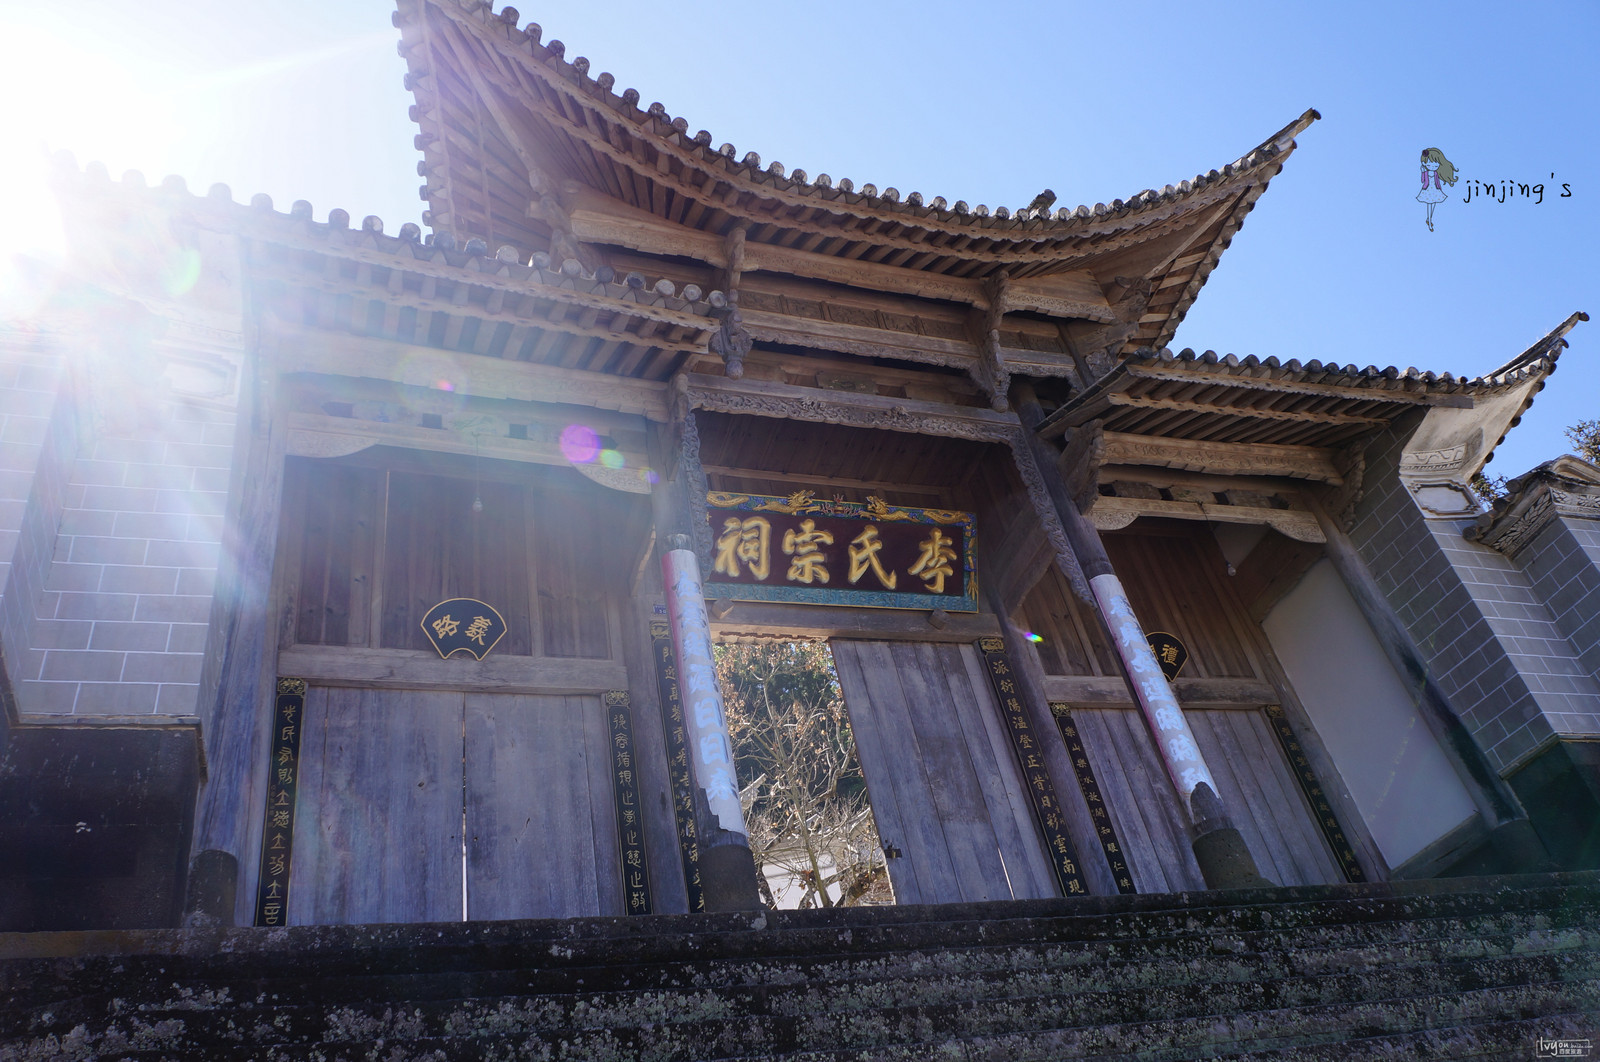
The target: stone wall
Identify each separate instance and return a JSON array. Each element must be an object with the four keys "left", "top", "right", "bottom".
[{"left": 1348, "top": 422, "right": 1600, "bottom": 775}]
